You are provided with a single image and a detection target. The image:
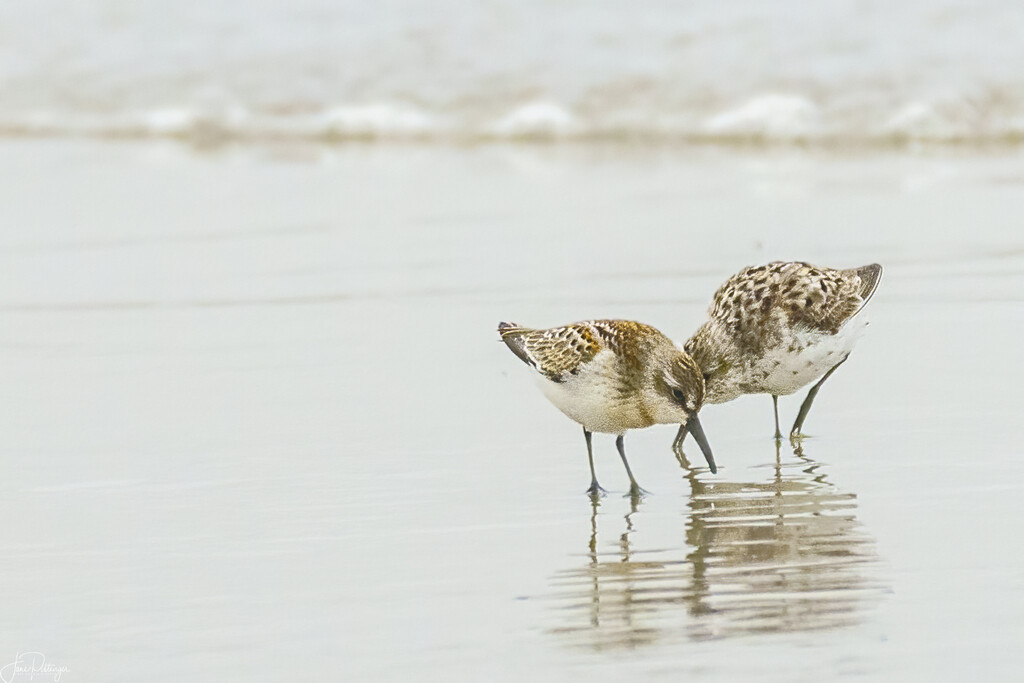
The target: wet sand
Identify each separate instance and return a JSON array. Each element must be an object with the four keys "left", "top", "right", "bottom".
[{"left": 0, "top": 140, "right": 1021, "bottom": 680}]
